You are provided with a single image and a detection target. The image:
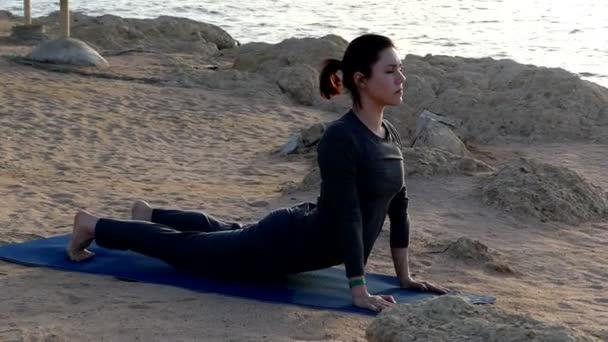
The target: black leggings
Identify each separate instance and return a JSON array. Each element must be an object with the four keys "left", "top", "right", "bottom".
[{"left": 95, "top": 204, "right": 334, "bottom": 278}]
